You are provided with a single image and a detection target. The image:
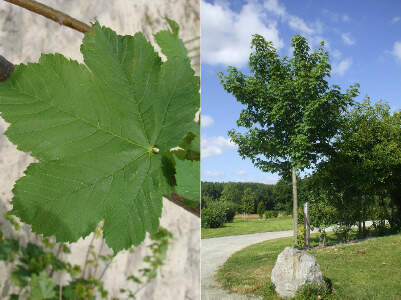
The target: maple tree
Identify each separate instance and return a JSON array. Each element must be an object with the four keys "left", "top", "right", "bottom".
[{"left": 219, "top": 34, "right": 359, "bottom": 245}]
